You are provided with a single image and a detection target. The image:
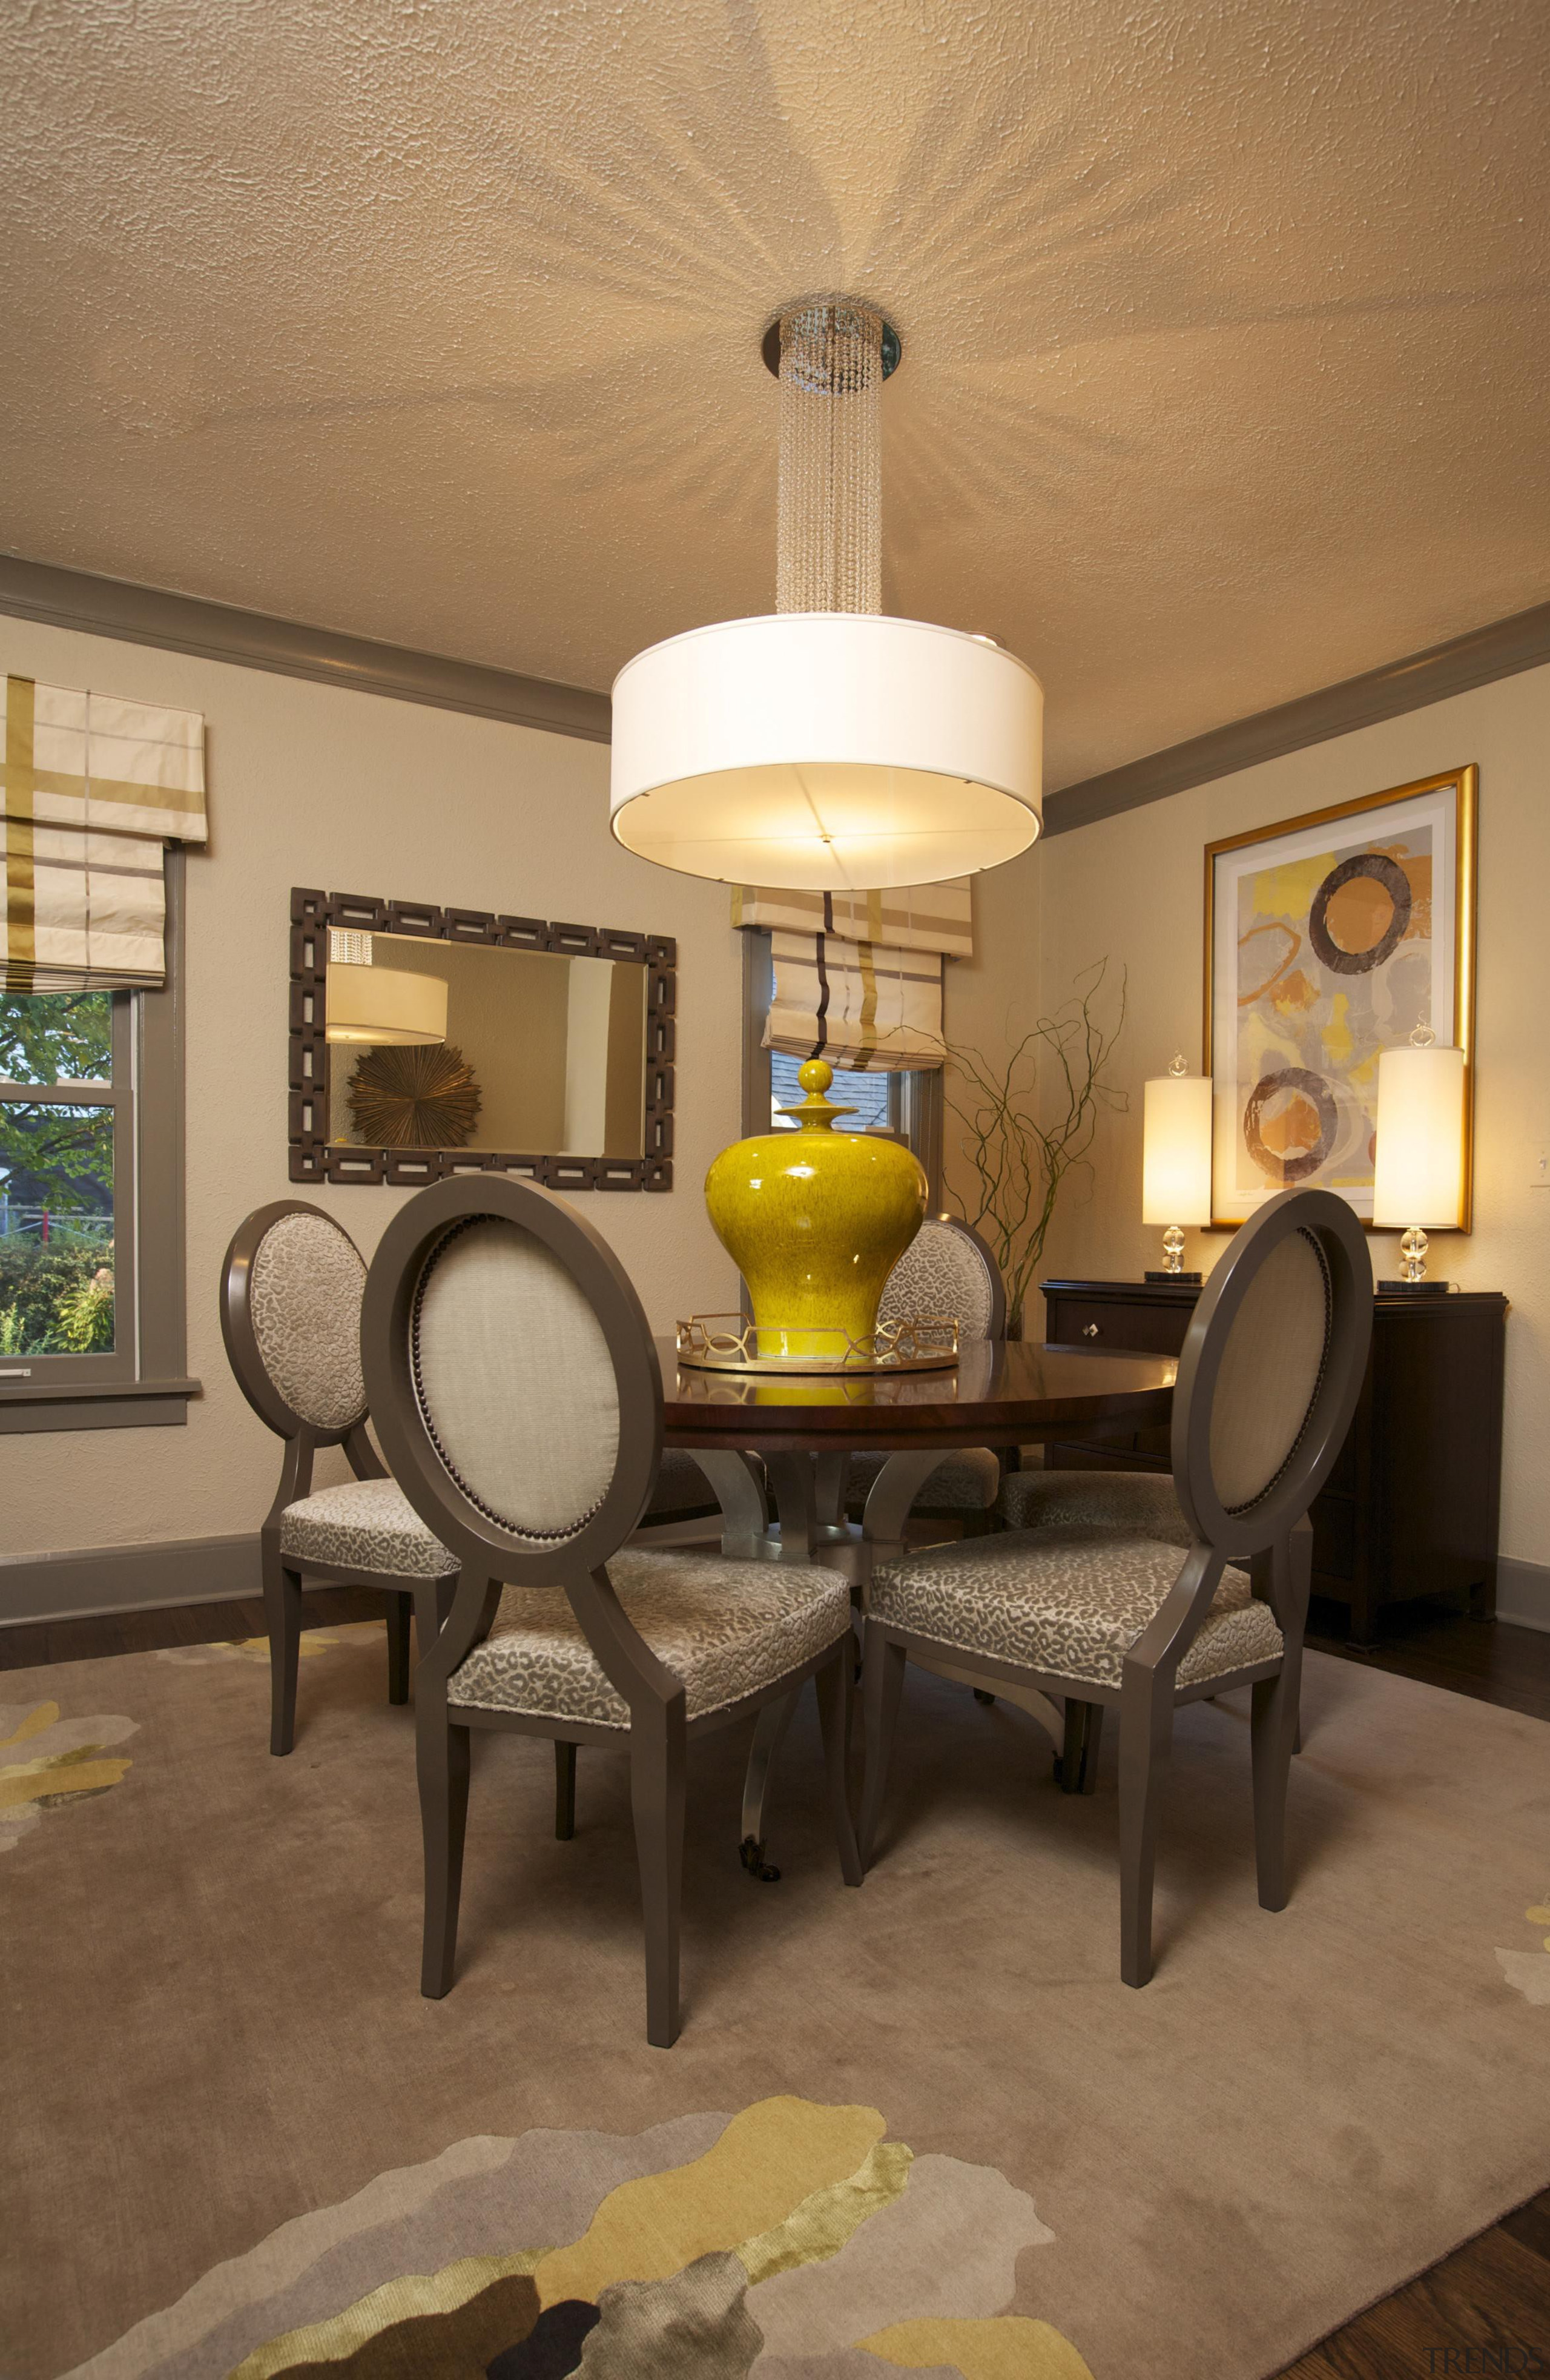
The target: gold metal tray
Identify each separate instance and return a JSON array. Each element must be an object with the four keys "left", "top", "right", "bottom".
[{"left": 674, "top": 1314, "right": 960, "bottom": 1375}]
